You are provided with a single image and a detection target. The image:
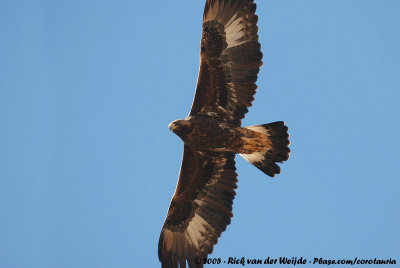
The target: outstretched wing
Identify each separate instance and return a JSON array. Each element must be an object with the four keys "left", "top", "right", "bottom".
[
  {"left": 190, "top": 0, "right": 263, "bottom": 126},
  {"left": 159, "top": 146, "right": 237, "bottom": 268}
]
